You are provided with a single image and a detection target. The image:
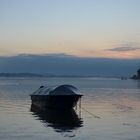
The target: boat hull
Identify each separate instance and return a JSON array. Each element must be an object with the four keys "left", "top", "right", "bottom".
[{"left": 30, "top": 95, "right": 82, "bottom": 110}]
